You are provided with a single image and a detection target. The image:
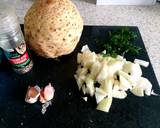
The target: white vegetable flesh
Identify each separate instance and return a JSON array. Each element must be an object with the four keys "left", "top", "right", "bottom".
[
  {"left": 75, "top": 45, "right": 153, "bottom": 113},
  {"left": 123, "top": 62, "right": 142, "bottom": 81},
  {"left": 85, "top": 76, "right": 95, "bottom": 97},
  {"left": 112, "top": 90, "right": 127, "bottom": 99},
  {"left": 96, "top": 97, "right": 113, "bottom": 112},
  {"left": 95, "top": 87, "right": 107, "bottom": 104},
  {"left": 134, "top": 59, "right": 149, "bottom": 67}
]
